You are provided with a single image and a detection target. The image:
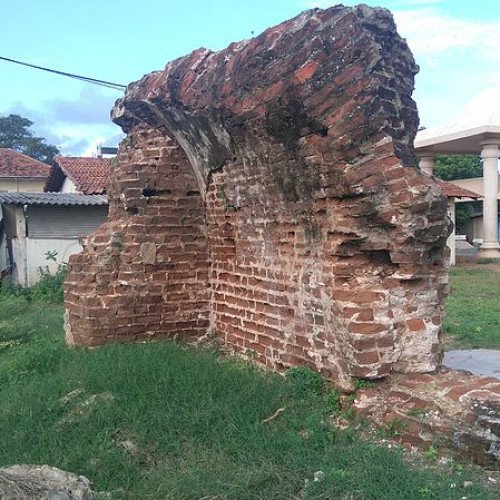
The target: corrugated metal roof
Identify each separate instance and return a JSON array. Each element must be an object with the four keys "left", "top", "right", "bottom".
[{"left": 0, "top": 192, "right": 108, "bottom": 206}]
